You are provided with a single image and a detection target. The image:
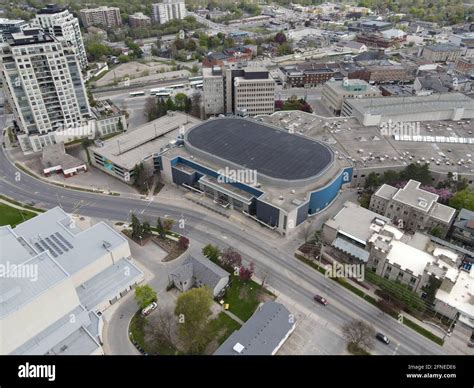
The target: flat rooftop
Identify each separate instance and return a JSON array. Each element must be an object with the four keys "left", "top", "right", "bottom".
[
  {"left": 185, "top": 117, "right": 334, "bottom": 181},
  {"left": 387, "top": 240, "right": 434, "bottom": 277},
  {"left": 345, "top": 93, "right": 474, "bottom": 116},
  {"left": 258, "top": 111, "right": 474, "bottom": 176},
  {"left": 13, "top": 207, "right": 128, "bottom": 276},
  {"left": 436, "top": 269, "right": 474, "bottom": 321},
  {"left": 42, "top": 142, "right": 85, "bottom": 171},
  {"left": 325, "top": 201, "right": 390, "bottom": 245},
  {"left": 90, "top": 111, "right": 201, "bottom": 170}
]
